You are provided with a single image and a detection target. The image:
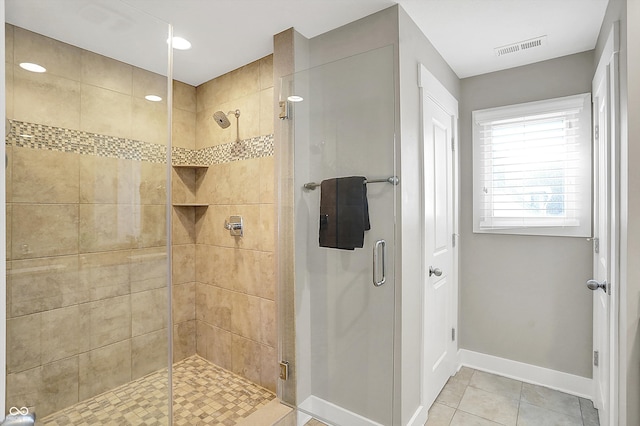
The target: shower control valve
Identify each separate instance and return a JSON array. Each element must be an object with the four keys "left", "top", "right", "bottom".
[{"left": 224, "top": 215, "right": 243, "bottom": 237}]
